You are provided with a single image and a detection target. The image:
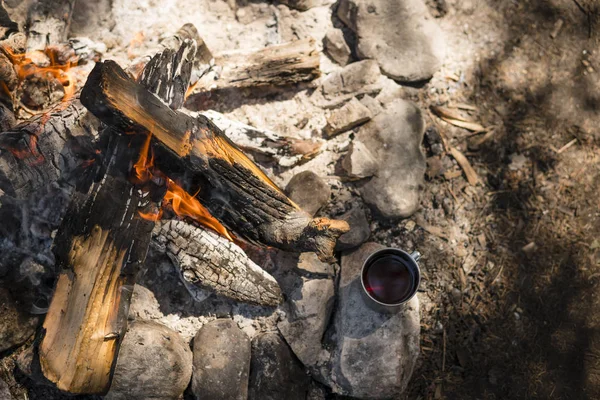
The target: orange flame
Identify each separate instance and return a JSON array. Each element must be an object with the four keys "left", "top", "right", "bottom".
[
  {"left": 0, "top": 45, "right": 77, "bottom": 104},
  {"left": 133, "top": 132, "right": 232, "bottom": 241},
  {"left": 164, "top": 179, "right": 233, "bottom": 241}
]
